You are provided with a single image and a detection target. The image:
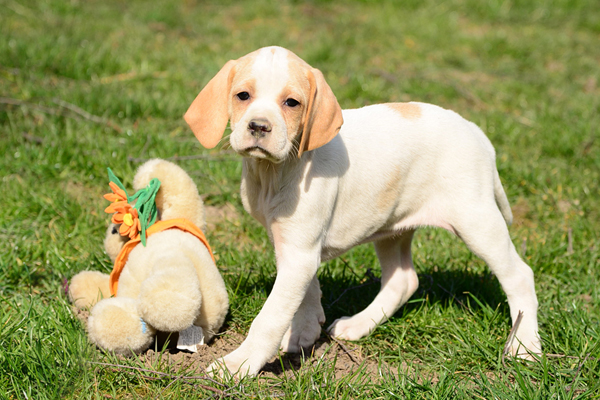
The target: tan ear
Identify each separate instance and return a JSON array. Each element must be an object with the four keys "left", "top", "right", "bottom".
[
  {"left": 298, "top": 68, "right": 343, "bottom": 157},
  {"left": 184, "top": 60, "right": 237, "bottom": 149}
]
